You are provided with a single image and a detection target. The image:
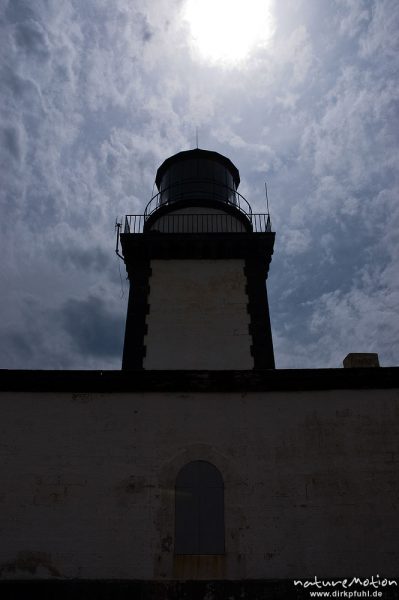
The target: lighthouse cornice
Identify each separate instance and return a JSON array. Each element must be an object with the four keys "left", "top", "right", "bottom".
[{"left": 120, "top": 230, "right": 275, "bottom": 269}]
